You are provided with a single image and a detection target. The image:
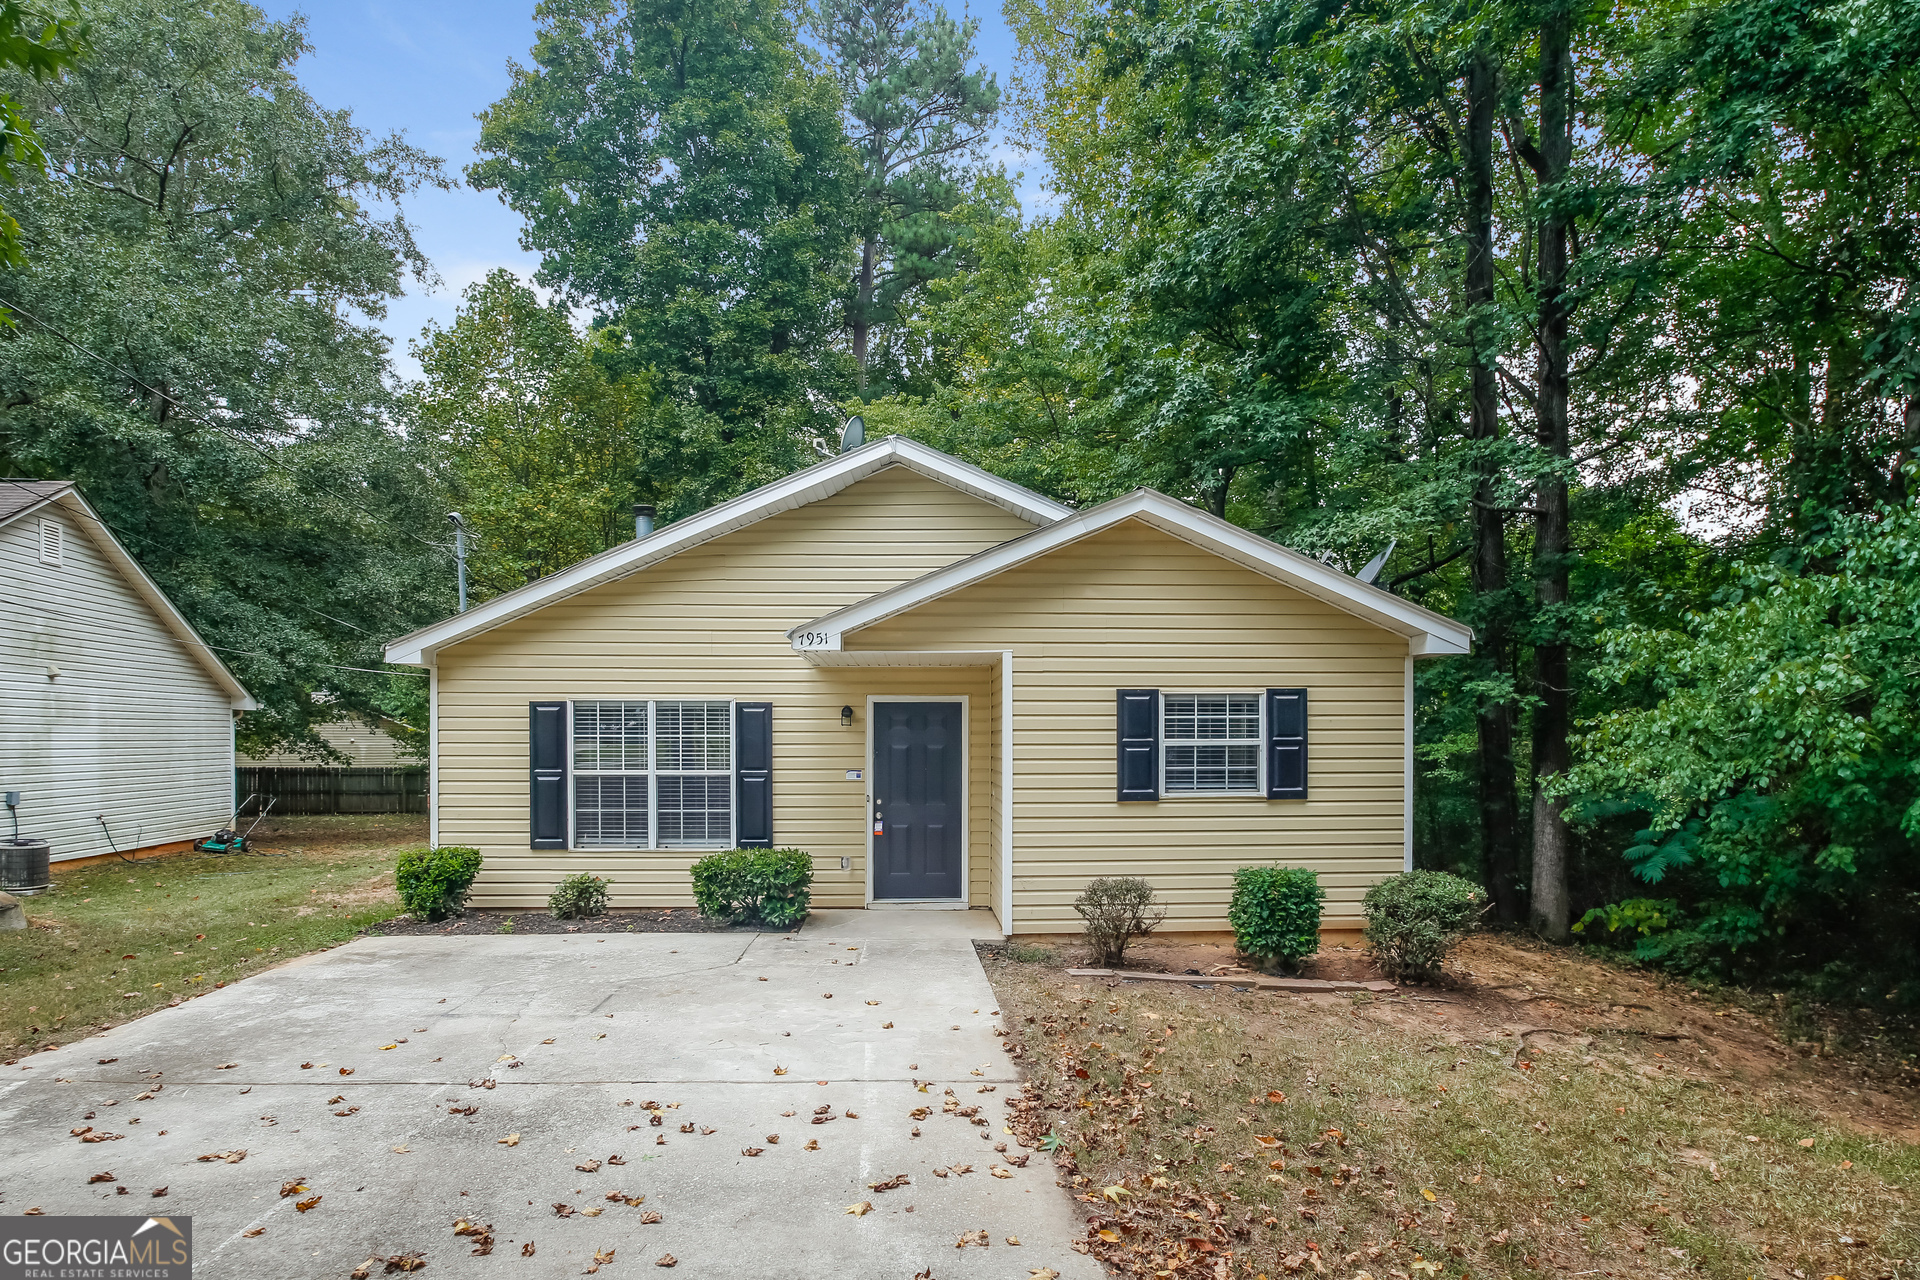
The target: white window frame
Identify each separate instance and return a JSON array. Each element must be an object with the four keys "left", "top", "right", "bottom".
[
  {"left": 1159, "top": 691, "right": 1266, "bottom": 798},
  {"left": 567, "top": 698, "right": 737, "bottom": 851}
]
